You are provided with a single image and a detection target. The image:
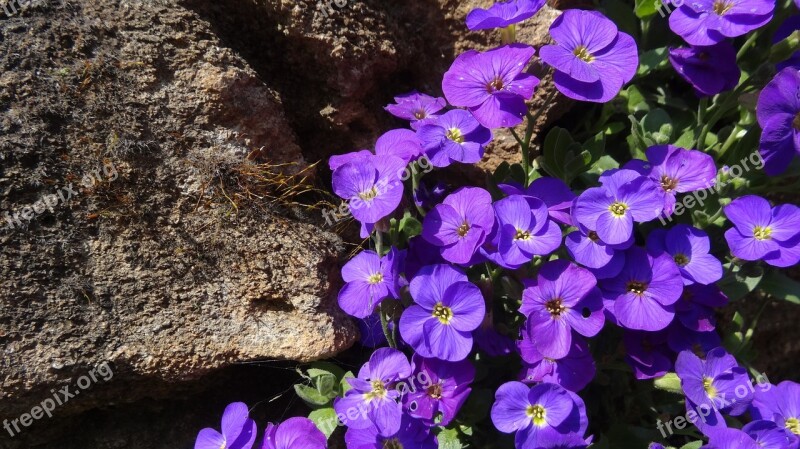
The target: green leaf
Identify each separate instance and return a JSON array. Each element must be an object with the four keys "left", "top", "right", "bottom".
[
  {"left": 634, "top": 0, "right": 658, "bottom": 18},
  {"left": 679, "top": 441, "right": 704, "bottom": 449},
  {"left": 542, "top": 127, "right": 575, "bottom": 180},
  {"left": 315, "top": 373, "right": 337, "bottom": 398},
  {"left": 718, "top": 262, "right": 764, "bottom": 301},
  {"left": 625, "top": 85, "right": 650, "bottom": 114},
  {"left": 308, "top": 407, "right": 338, "bottom": 438},
  {"left": 642, "top": 108, "right": 673, "bottom": 144},
  {"left": 637, "top": 47, "right": 670, "bottom": 75},
  {"left": 654, "top": 372, "right": 683, "bottom": 394},
  {"left": 436, "top": 427, "right": 464, "bottom": 449},
  {"left": 340, "top": 371, "right": 354, "bottom": 395},
  {"left": 399, "top": 211, "right": 422, "bottom": 239},
  {"left": 759, "top": 270, "right": 800, "bottom": 304},
  {"left": 294, "top": 384, "right": 331, "bottom": 407},
  {"left": 306, "top": 361, "right": 346, "bottom": 380},
  {"left": 674, "top": 127, "right": 698, "bottom": 148}
]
